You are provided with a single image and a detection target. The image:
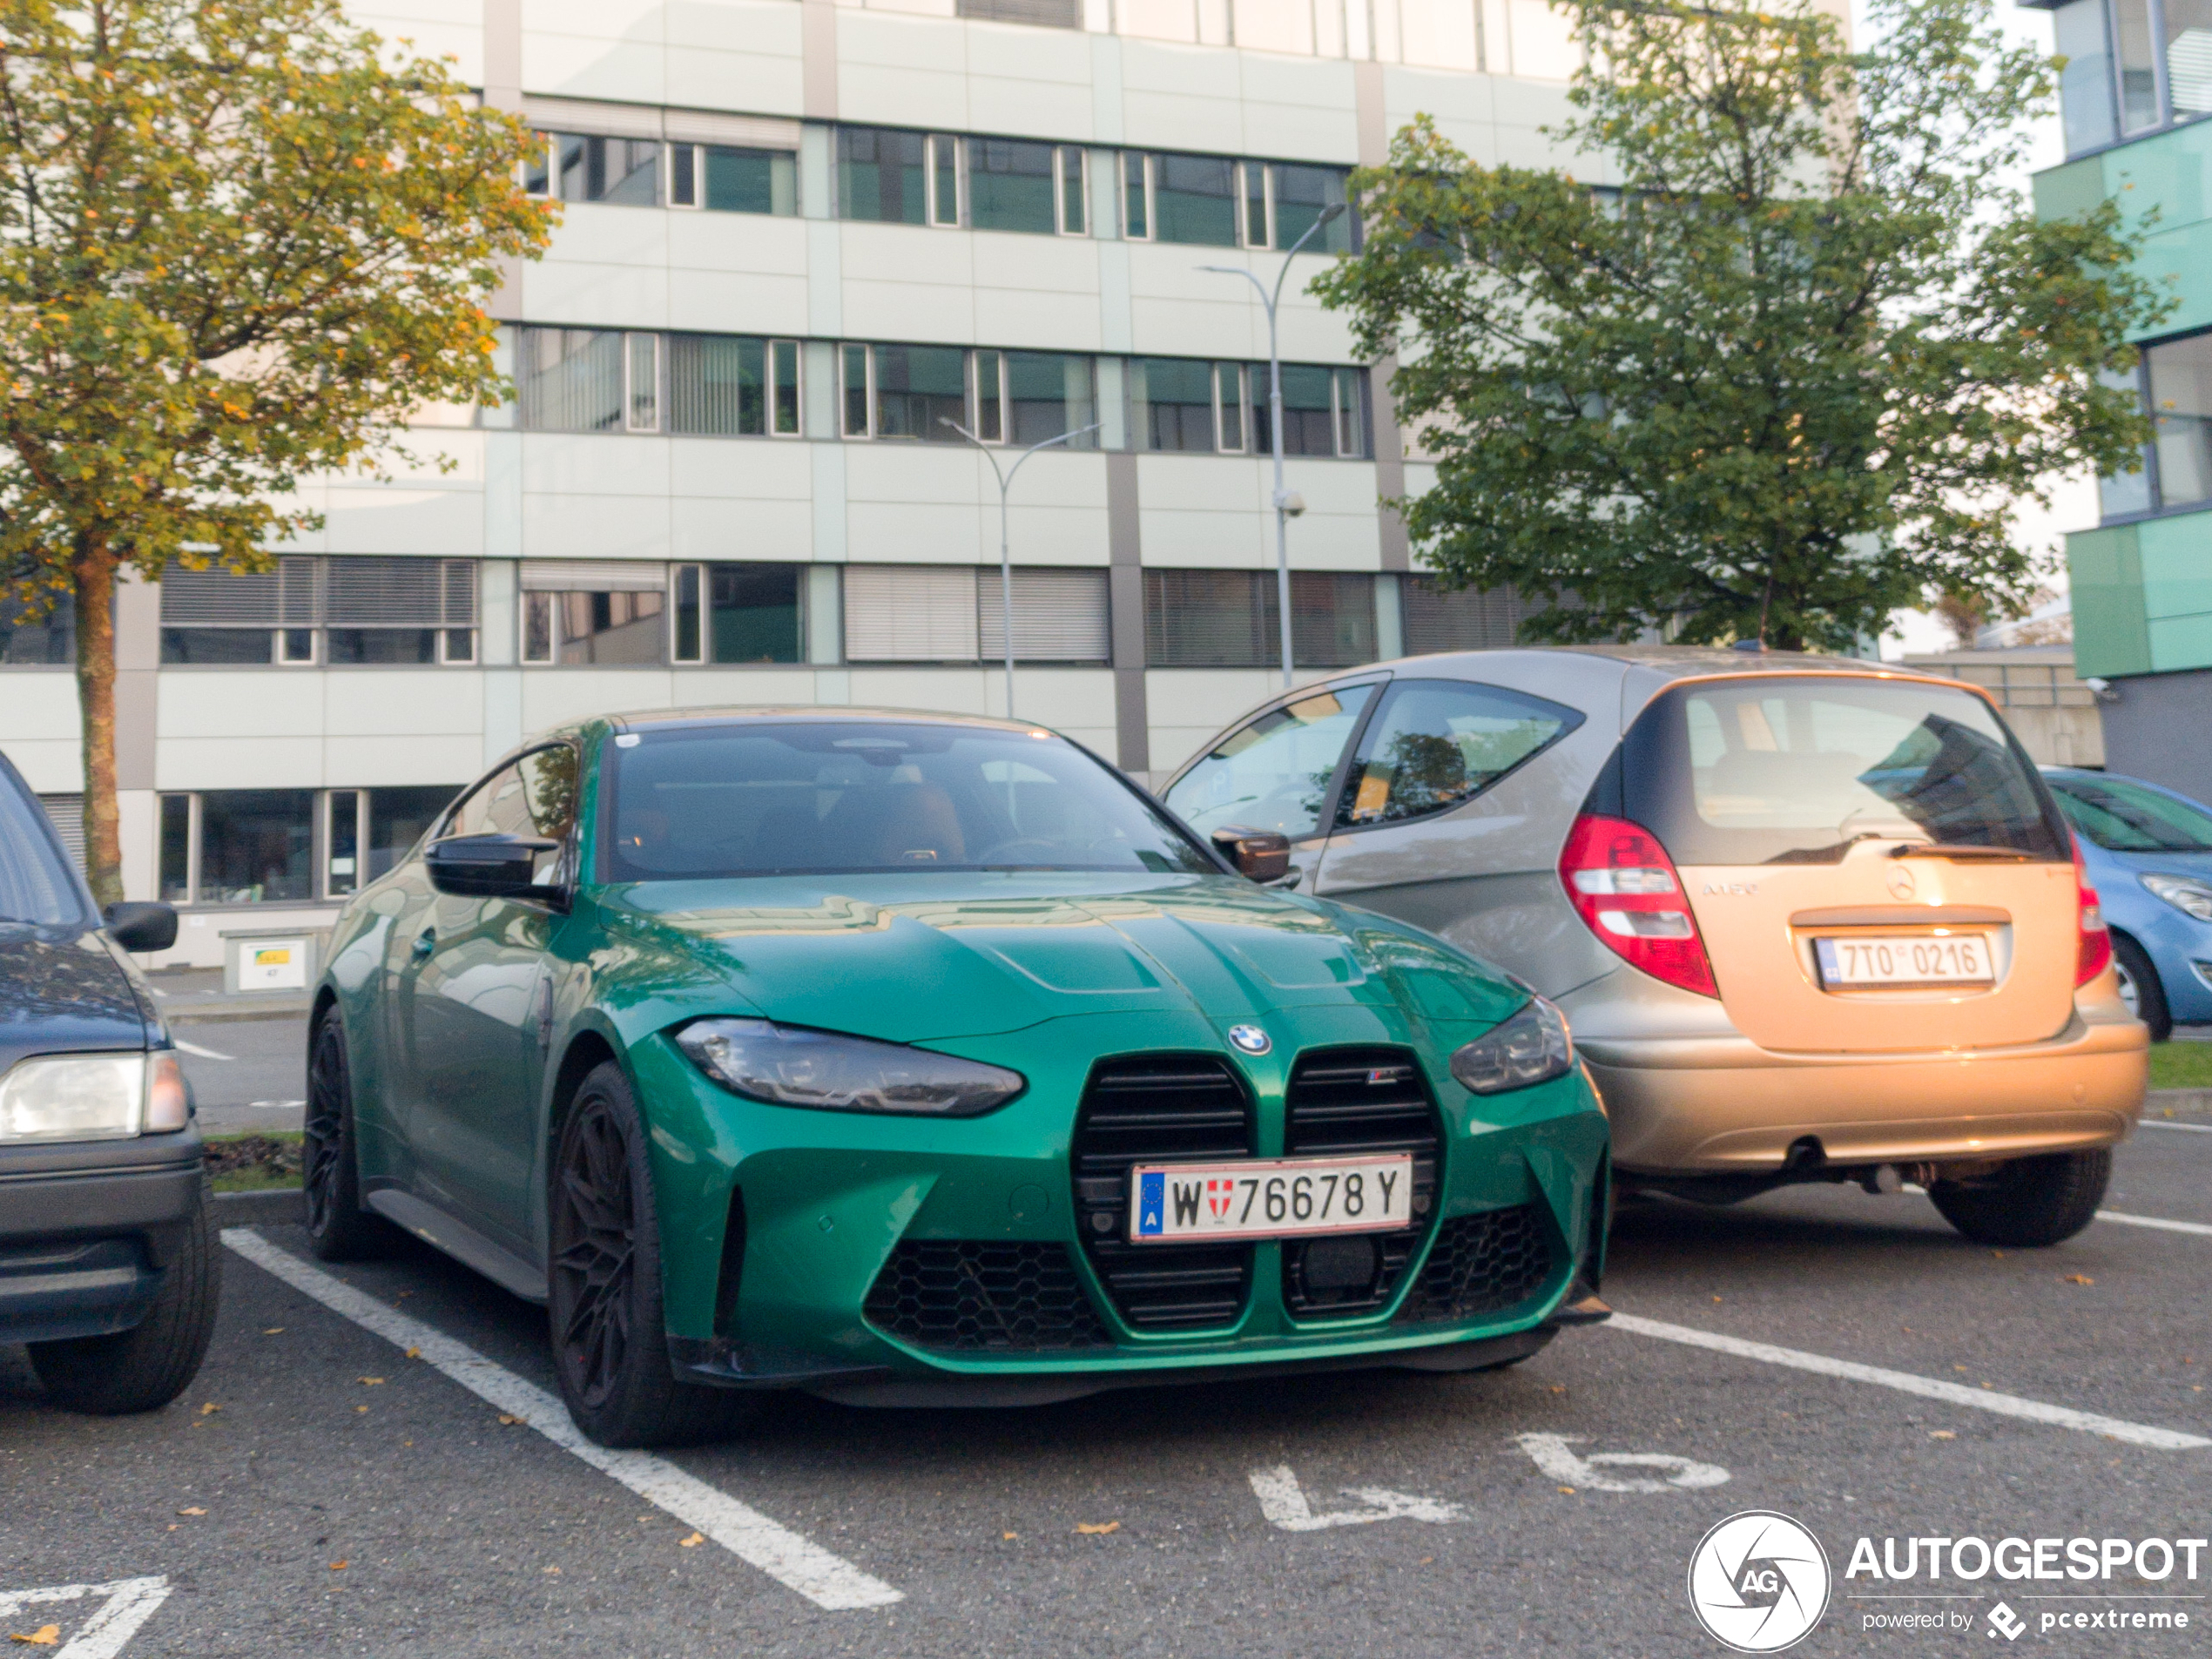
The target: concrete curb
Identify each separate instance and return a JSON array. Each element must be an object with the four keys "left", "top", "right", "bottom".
[
  {"left": 213, "top": 1187, "right": 305, "bottom": 1226},
  {"left": 166, "top": 999, "right": 312, "bottom": 1025},
  {"left": 2147, "top": 1088, "right": 2212, "bottom": 1115}
]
